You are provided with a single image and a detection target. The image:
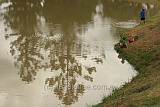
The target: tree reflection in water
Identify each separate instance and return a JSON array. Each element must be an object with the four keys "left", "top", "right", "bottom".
[
  {"left": 44, "top": 25, "right": 94, "bottom": 105},
  {"left": 45, "top": 53, "right": 85, "bottom": 105},
  {"left": 2, "top": 0, "right": 106, "bottom": 105},
  {"left": 3, "top": 0, "right": 44, "bottom": 82}
]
